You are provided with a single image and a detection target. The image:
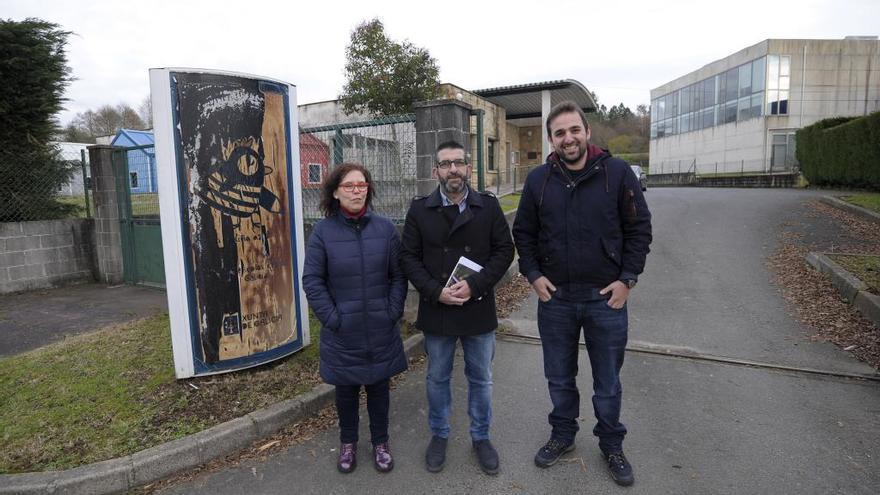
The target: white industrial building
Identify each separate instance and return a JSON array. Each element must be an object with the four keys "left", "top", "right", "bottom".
[{"left": 649, "top": 37, "right": 880, "bottom": 176}]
